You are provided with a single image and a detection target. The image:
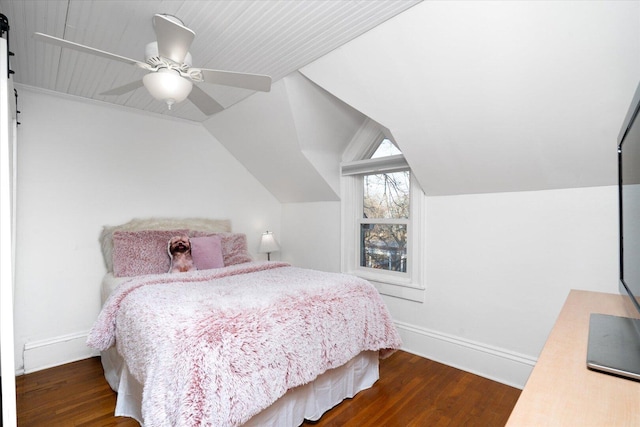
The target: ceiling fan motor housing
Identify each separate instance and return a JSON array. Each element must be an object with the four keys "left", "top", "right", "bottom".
[{"left": 144, "top": 41, "right": 192, "bottom": 67}]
